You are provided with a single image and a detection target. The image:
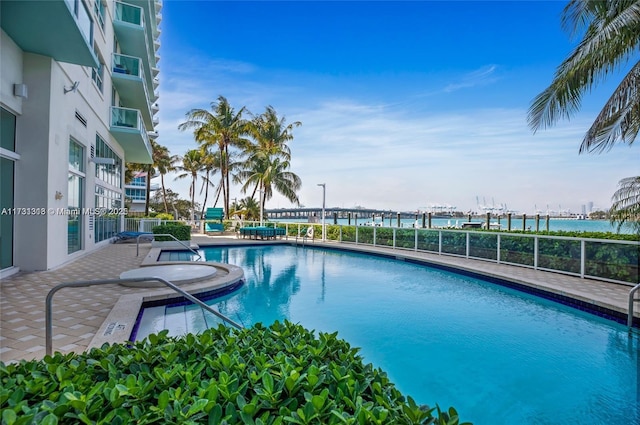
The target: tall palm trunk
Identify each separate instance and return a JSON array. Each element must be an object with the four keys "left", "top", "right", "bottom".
[
  {"left": 190, "top": 174, "right": 196, "bottom": 221},
  {"left": 225, "top": 144, "right": 231, "bottom": 218},
  {"left": 160, "top": 173, "right": 168, "bottom": 213},
  {"left": 200, "top": 170, "right": 210, "bottom": 219}
]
